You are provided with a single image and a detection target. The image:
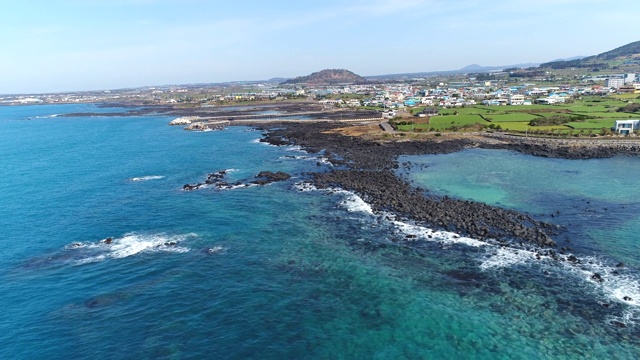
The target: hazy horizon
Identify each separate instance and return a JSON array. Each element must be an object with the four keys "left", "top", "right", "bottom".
[{"left": 1, "top": 0, "right": 639, "bottom": 94}]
